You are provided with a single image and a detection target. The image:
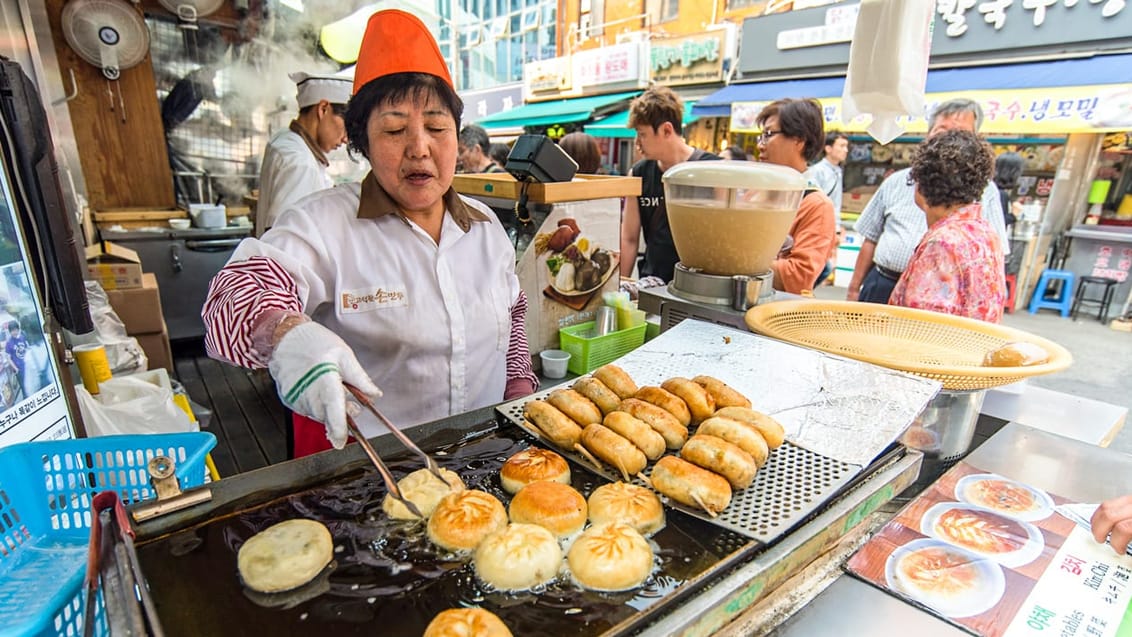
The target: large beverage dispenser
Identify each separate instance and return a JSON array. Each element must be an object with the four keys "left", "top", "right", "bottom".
[{"left": 638, "top": 160, "right": 808, "bottom": 331}]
